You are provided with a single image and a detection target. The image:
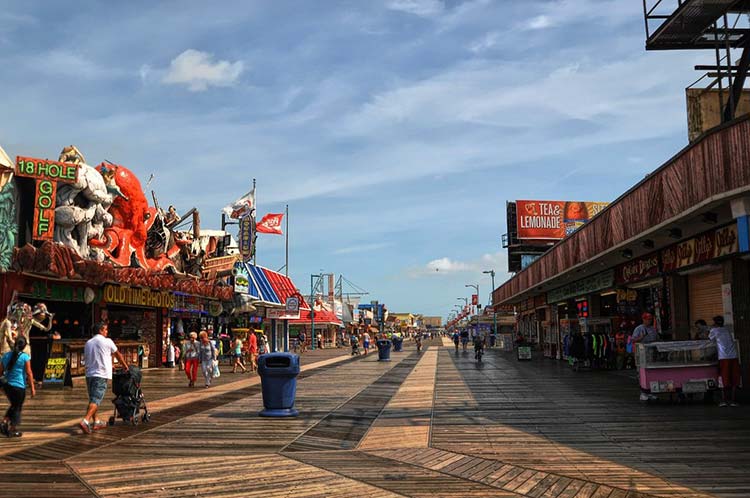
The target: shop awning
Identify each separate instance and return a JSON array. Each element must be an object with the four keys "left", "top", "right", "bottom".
[
  {"left": 289, "top": 308, "right": 343, "bottom": 327},
  {"left": 262, "top": 268, "right": 310, "bottom": 310},
  {"left": 245, "top": 264, "right": 281, "bottom": 306}
]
